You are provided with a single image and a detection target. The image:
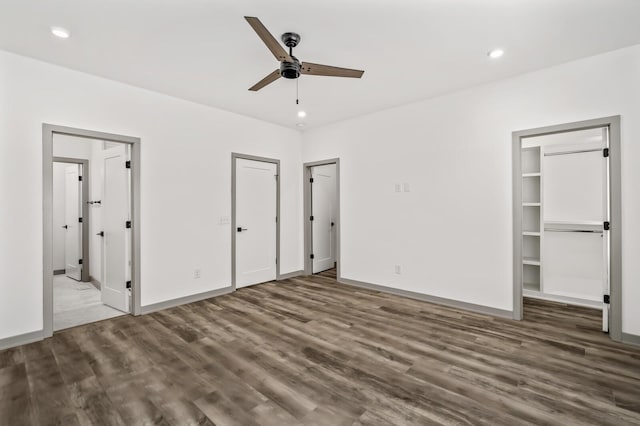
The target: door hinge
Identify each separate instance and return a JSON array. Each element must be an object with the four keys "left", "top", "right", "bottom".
[
  {"left": 125, "top": 160, "right": 131, "bottom": 169},
  {"left": 604, "top": 221, "right": 610, "bottom": 231},
  {"left": 78, "top": 175, "right": 83, "bottom": 181},
  {"left": 310, "top": 215, "right": 314, "bottom": 221},
  {"left": 126, "top": 281, "right": 132, "bottom": 289},
  {"left": 603, "top": 148, "right": 609, "bottom": 158},
  {"left": 275, "top": 257, "right": 278, "bottom": 265},
  {"left": 275, "top": 216, "right": 278, "bottom": 223},
  {"left": 78, "top": 259, "right": 83, "bottom": 265},
  {"left": 126, "top": 220, "right": 132, "bottom": 229},
  {"left": 78, "top": 217, "right": 83, "bottom": 223},
  {"left": 310, "top": 177, "right": 314, "bottom": 183},
  {"left": 603, "top": 294, "right": 610, "bottom": 304},
  {"left": 310, "top": 254, "right": 315, "bottom": 259}
]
